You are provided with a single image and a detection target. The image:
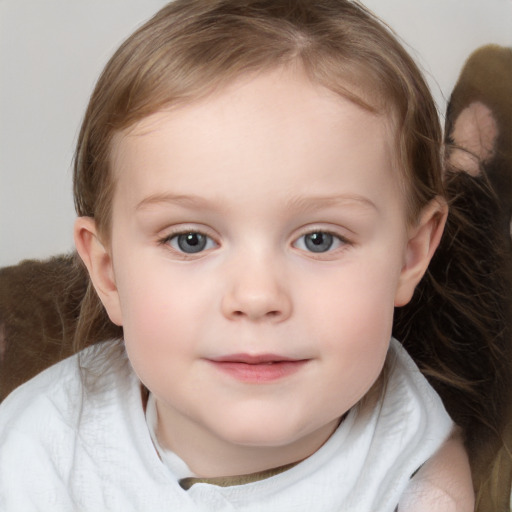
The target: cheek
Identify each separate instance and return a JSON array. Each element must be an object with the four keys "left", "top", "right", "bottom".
[
  {"left": 113, "top": 260, "right": 190, "bottom": 359},
  {"left": 299, "top": 260, "right": 398, "bottom": 393},
  {"left": 114, "top": 256, "right": 221, "bottom": 369},
  {"left": 303, "top": 259, "right": 399, "bottom": 337}
]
